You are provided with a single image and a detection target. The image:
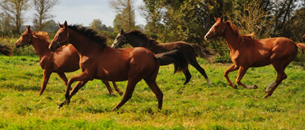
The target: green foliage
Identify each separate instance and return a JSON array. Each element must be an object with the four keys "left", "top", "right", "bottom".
[{"left": 0, "top": 56, "right": 304, "bottom": 129}]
